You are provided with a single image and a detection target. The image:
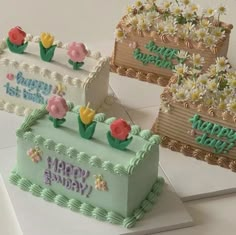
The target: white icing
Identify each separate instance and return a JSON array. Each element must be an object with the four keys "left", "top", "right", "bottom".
[{"left": 0, "top": 37, "right": 109, "bottom": 113}]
